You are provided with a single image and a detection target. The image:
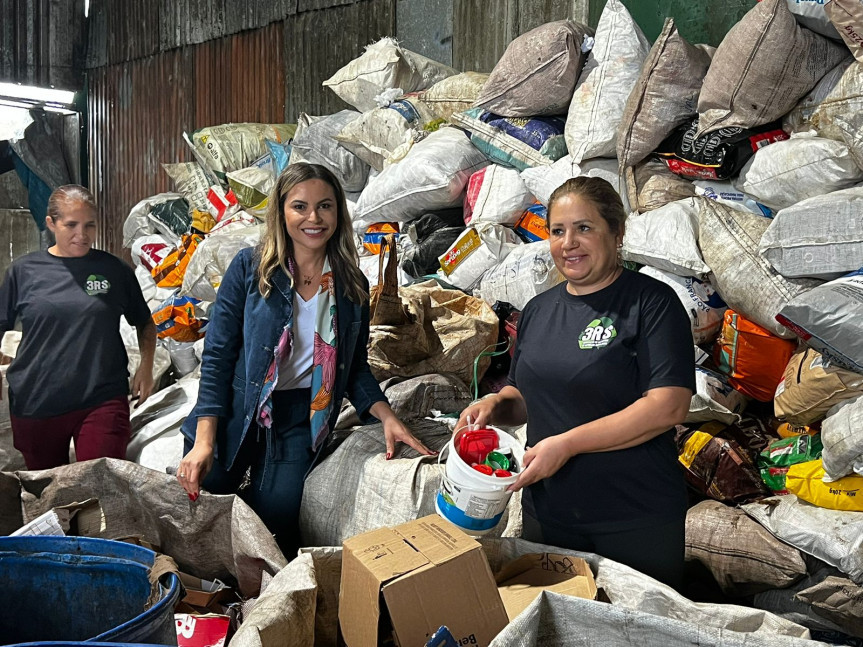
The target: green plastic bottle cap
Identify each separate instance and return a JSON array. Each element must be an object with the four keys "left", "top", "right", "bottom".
[{"left": 484, "top": 451, "right": 510, "bottom": 471}]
